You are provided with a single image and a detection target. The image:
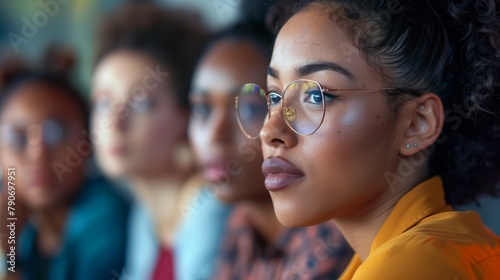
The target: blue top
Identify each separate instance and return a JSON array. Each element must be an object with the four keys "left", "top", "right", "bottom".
[
  {"left": 121, "top": 201, "right": 159, "bottom": 280},
  {"left": 174, "top": 187, "right": 233, "bottom": 280},
  {"left": 18, "top": 177, "right": 130, "bottom": 280}
]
